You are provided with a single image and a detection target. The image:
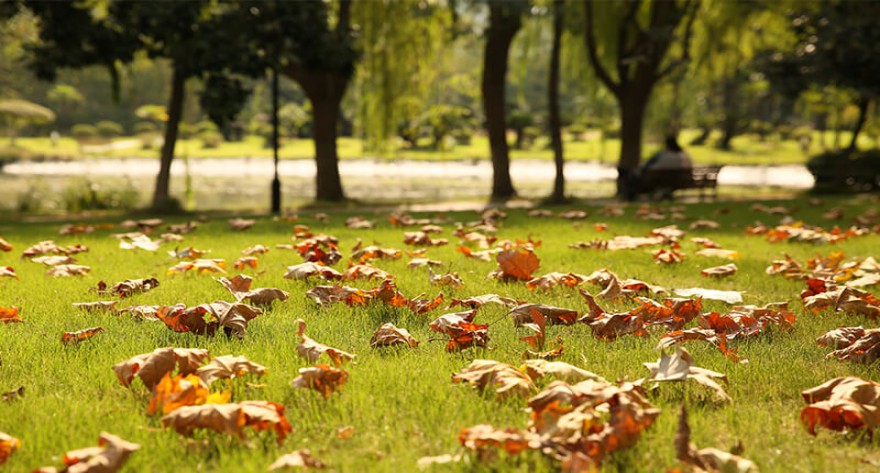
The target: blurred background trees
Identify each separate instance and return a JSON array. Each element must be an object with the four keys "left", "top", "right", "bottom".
[{"left": 0, "top": 0, "right": 877, "bottom": 202}]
